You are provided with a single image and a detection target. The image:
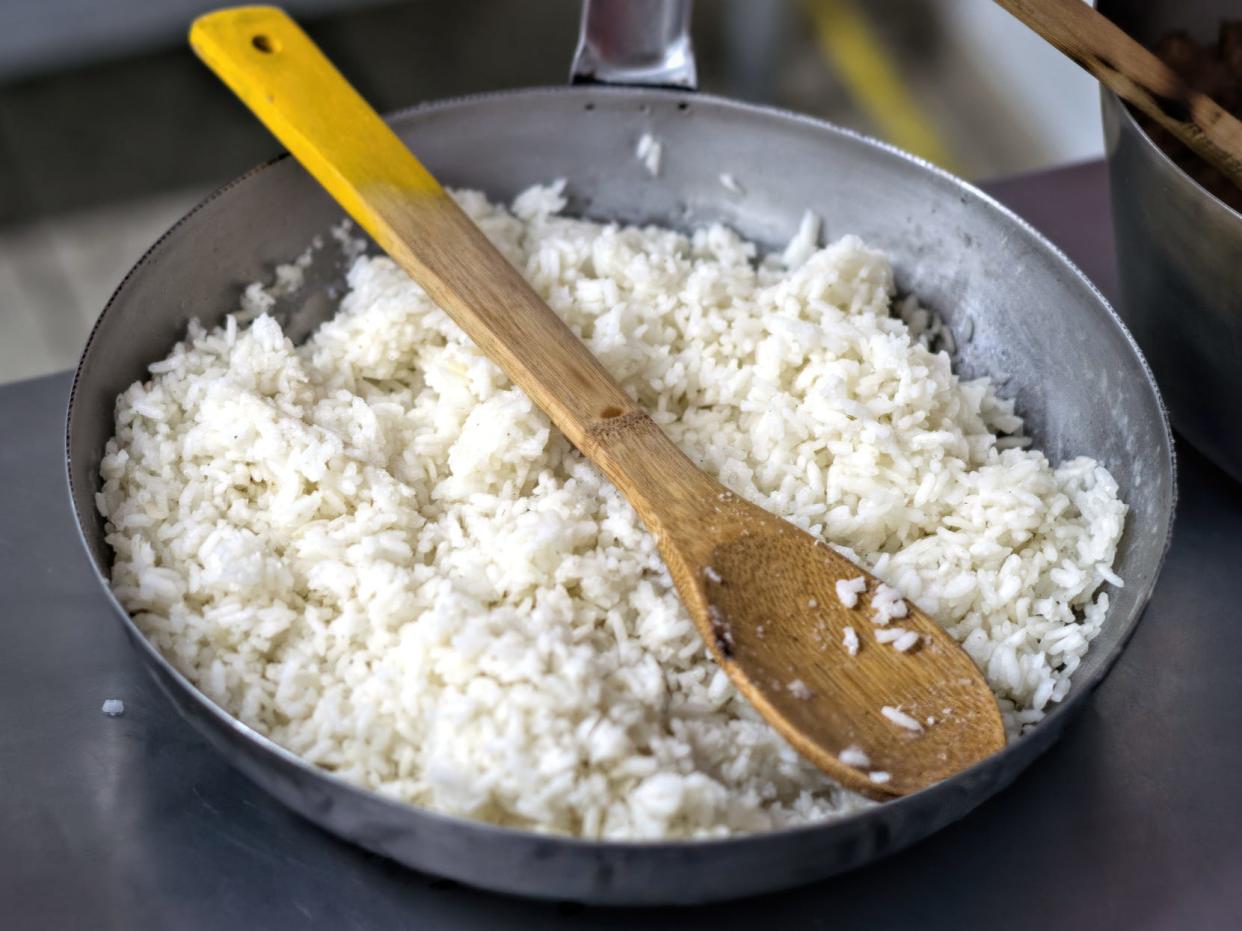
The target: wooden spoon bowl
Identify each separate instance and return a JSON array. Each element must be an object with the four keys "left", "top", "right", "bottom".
[{"left": 585, "top": 410, "right": 1005, "bottom": 798}]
